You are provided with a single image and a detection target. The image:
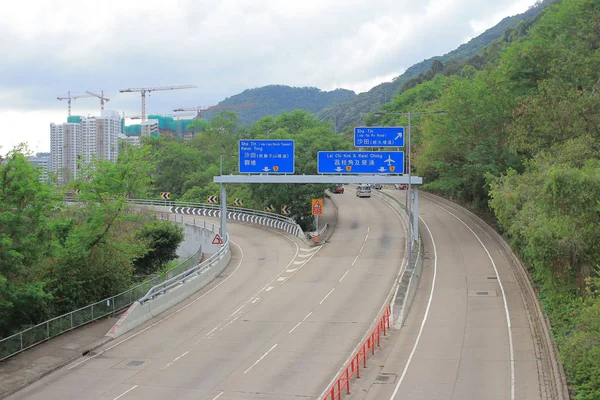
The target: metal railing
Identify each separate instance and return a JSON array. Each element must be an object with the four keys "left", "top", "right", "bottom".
[
  {"left": 138, "top": 233, "right": 230, "bottom": 303},
  {"left": 323, "top": 305, "right": 391, "bottom": 400},
  {"left": 128, "top": 198, "right": 296, "bottom": 225},
  {"left": 128, "top": 198, "right": 305, "bottom": 238},
  {"left": 0, "top": 217, "right": 207, "bottom": 362}
]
